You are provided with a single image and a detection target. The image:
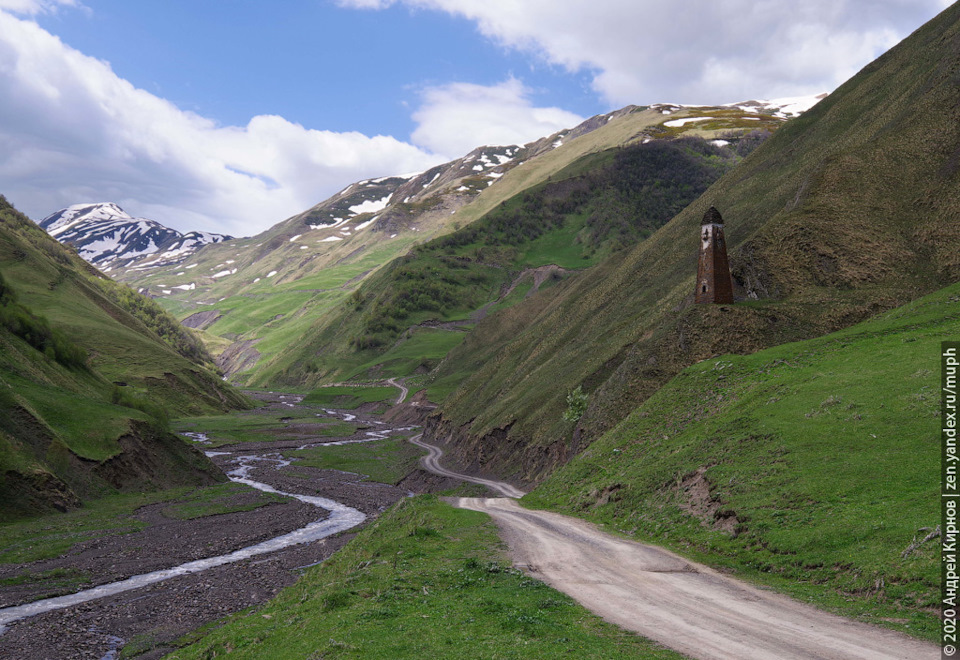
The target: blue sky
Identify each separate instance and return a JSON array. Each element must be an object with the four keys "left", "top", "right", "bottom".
[
  {"left": 32, "top": 1, "right": 601, "bottom": 137},
  {"left": 0, "top": 0, "right": 952, "bottom": 236}
]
